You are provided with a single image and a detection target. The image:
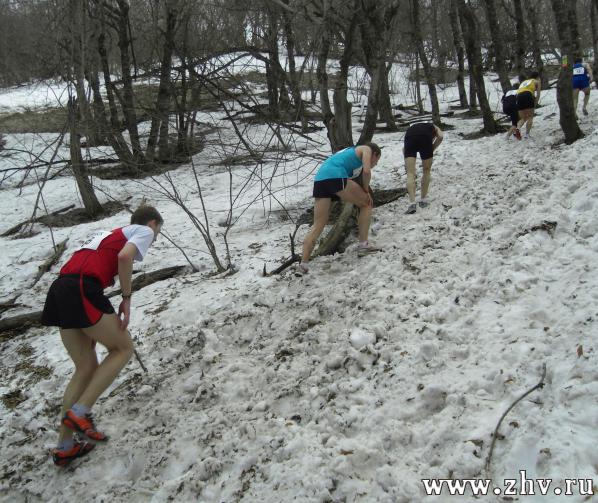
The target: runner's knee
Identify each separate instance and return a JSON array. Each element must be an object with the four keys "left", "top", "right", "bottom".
[
  {"left": 74, "top": 358, "right": 98, "bottom": 378},
  {"left": 118, "top": 336, "right": 134, "bottom": 358}
]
